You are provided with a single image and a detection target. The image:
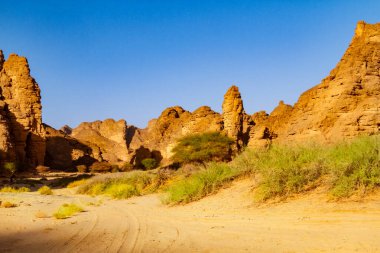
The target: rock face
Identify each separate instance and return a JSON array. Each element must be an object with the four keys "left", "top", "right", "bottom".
[
  {"left": 44, "top": 124, "right": 95, "bottom": 170},
  {"left": 222, "top": 86, "right": 245, "bottom": 148},
  {"left": 70, "top": 119, "right": 130, "bottom": 165},
  {"left": 0, "top": 100, "right": 15, "bottom": 164},
  {"left": 249, "top": 21, "right": 380, "bottom": 146},
  {"left": 0, "top": 51, "right": 45, "bottom": 169},
  {"left": 127, "top": 105, "right": 224, "bottom": 165}
]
